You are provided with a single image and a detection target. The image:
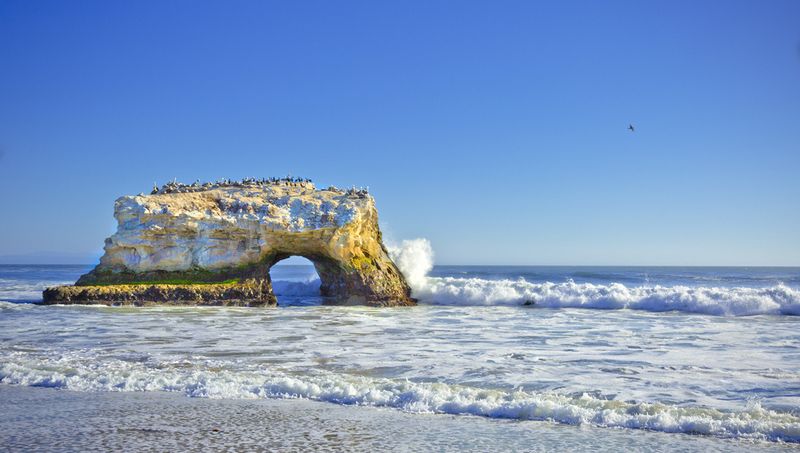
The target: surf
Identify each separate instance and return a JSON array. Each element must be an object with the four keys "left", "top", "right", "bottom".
[{"left": 2, "top": 350, "right": 798, "bottom": 442}]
